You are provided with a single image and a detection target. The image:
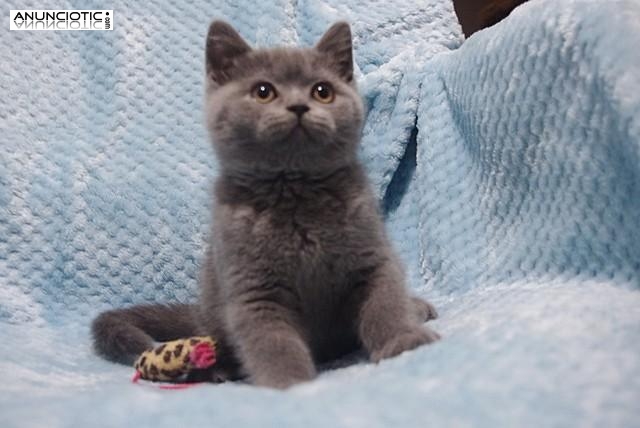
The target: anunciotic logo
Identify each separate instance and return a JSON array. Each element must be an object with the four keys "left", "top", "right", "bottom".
[{"left": 10, "top": 10, "right": 113, "bottom": 30}]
